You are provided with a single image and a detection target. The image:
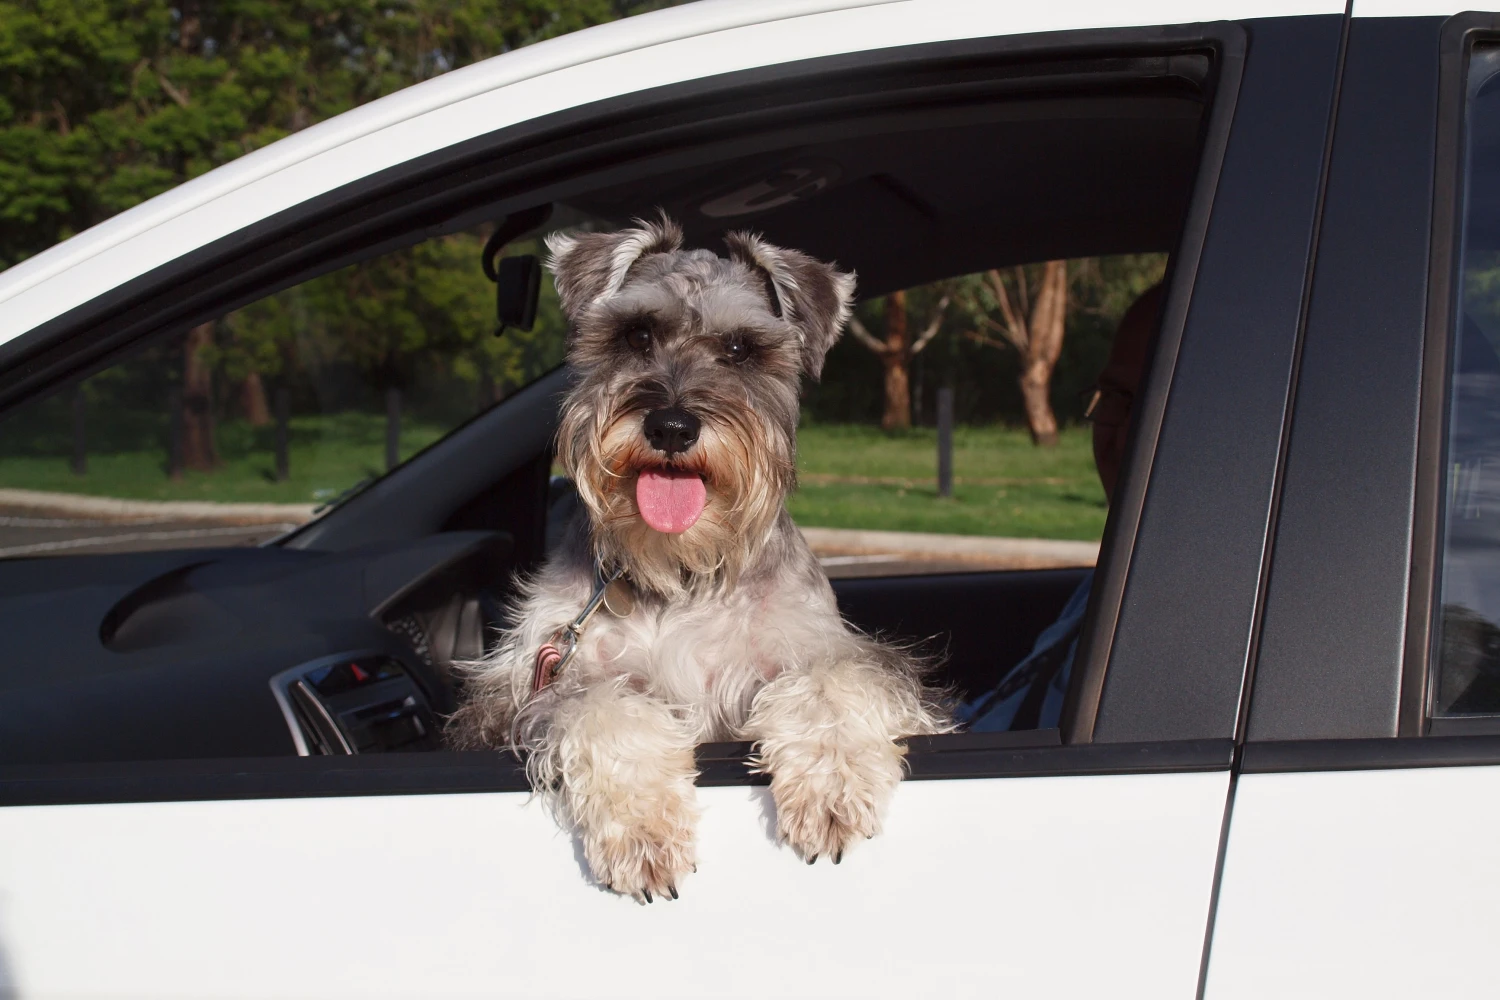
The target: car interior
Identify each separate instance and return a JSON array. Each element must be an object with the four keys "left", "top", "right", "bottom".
[{"left": 0, "top": 44, "right": 1214, "bottom": 766}]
